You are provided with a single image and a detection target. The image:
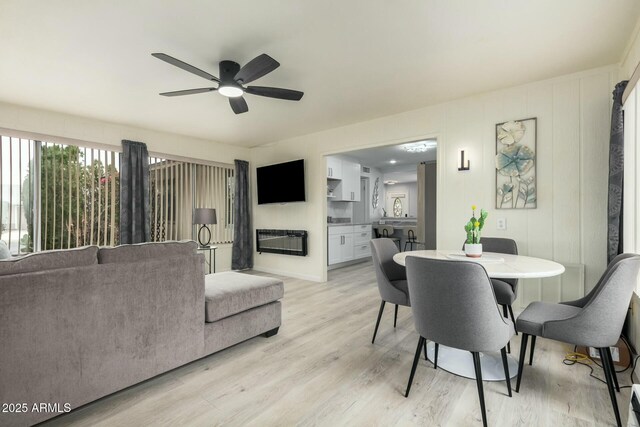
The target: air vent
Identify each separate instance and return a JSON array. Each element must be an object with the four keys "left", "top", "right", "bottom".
[{"left": 362, "top": 166, "right": 371, "bottom": 173}]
